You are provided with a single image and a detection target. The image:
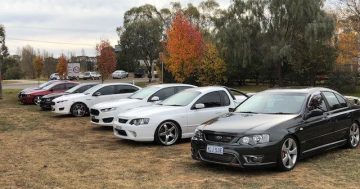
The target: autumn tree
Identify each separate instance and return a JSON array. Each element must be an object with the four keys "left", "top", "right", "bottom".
[
  {"left": 337, "top": 31, "right": 359, "bottom": 65},
  {"left": 33, "top": 55, "right": 44, "bottom": 84},
  {"left": 96, "top": 39, "right": 116, "bottom": 83},
  {"left": 165, "top": 13, "right": 204, "bottom": 83},
  {"left": 197, "top": 42, "right": 227, "bottom": 85},
  {"left": 56, "top": 54, "right": 67, "bottom": 79}
]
